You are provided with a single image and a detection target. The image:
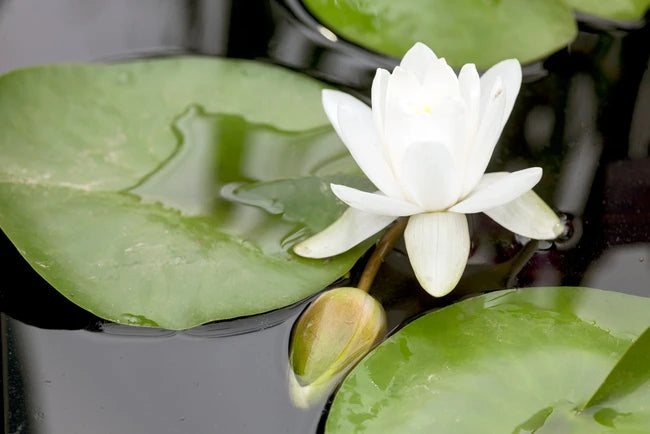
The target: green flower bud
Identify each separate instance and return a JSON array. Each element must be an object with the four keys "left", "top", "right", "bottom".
[{"left": 289, "top": 287, "right": 386, "bottom": 407}]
